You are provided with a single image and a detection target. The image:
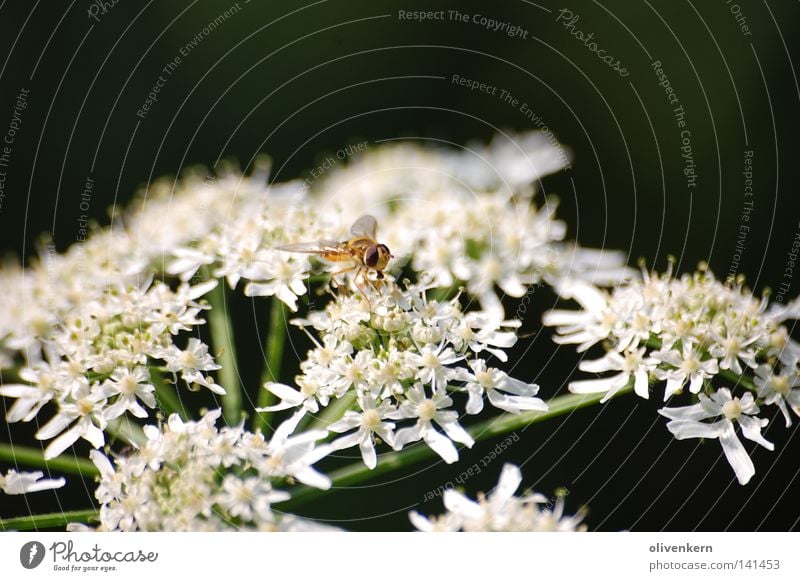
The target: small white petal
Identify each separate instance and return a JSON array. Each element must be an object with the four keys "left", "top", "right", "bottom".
[
  {"left": 438, "top": 418, "right": 474, "bottom": 447},
  {"left": 359, "top": 438, "right": 377, "bottom": 470},
  {"left": 83, "top": 423, "right": 106, "bottom": 449},
  {"left": 0, "top": 384, "right": 36, "bottom": 397},
  {"left": 43, "top": 425, "right": 82, "bottom": 460},
  {"left": 556, "top": 279, "right": 608, "bottom": 314},
  {"left": 738, "top": 415, "right": 774, "bottom": 451},
  {"left": 329, "top": 432, "right": 362, "bottom": 451},
  {"left": 465, "top": 387, "right": 484, "bottom": 415},
  {"left": 718, "top": 422, "right": 756, "bottom": 485},
  {"left": 35, "top": 413, "right": 74, "bottom": 441},
  {"left": 487, "top": 390, "right": 547, "bottom": 414},
  {"left": 443, "top": 490, "right": 483, "bottom": 519},
  {"left": 688, "top": 374, "right": 704, "bottom": 394},
  {"left": 89, "top": 450, "right": 116, "bottom": 478},
  {"left": 393, "top": 426, "right": 421, "bottom": 449},
  {"left": 658, "top": 402, "right": 710, "bottom": 422},
  {"left": 293, "top": 466, "right": 332, "bottom": 490},
  {"left": 423, "top": 427, "right": 459, "bottom": 463},
  {"left": 409, "top": 511, "right": 435, "bottom": 532},
  {"left": 664, "top": 418, "right": 725, "bottom": 440},
  {"left": 276, "top": 286, "right": 300, "bottom": 312},
  {"left": 579, "top": 357, "right": 619, "bottom": 373},
  {"left": 634, "top": 368, "right": 649, "bottom": 399},
  {"left": 493, "top": 464, "right": 522, "bottom": 501}
]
